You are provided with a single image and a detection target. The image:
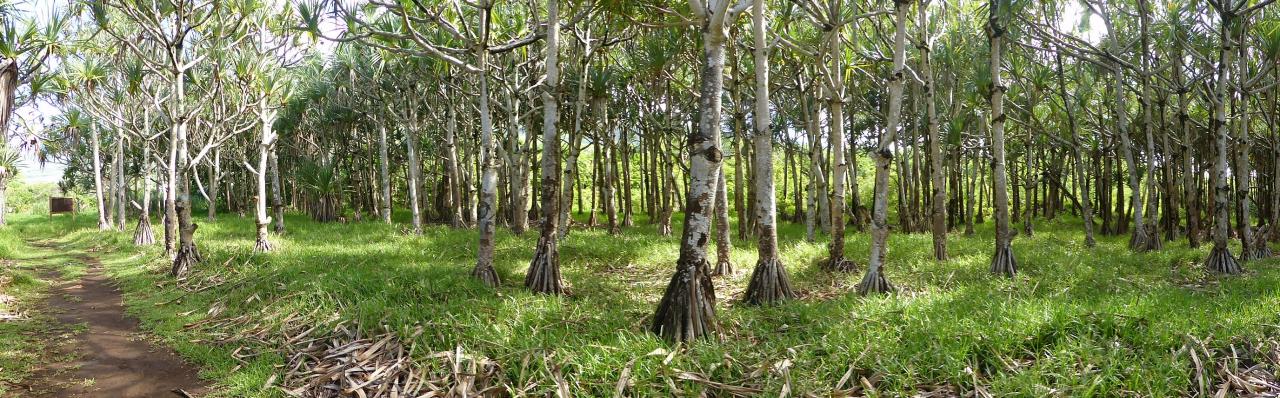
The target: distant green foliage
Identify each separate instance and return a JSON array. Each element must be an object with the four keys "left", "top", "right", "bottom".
[{"left": 4, "top": 181, "right": 87, "bottom": 215}]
